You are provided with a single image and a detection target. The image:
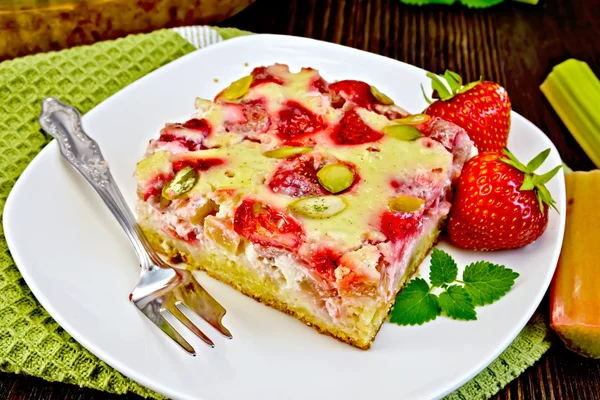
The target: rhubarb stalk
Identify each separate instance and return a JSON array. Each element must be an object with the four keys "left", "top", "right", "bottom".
[
  {"left": 541, "top": 59, "right": 600, "bottom": 168},
  {"left": 550, "top": 170, "right": 600, "bottom": 358}
]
